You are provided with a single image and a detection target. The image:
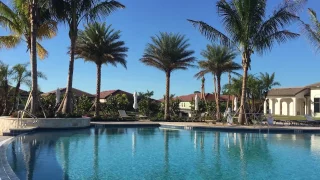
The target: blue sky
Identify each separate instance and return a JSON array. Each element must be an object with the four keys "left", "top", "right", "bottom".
[{"left": 1, "top": 0, "right": 320, "bottom": 99}]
